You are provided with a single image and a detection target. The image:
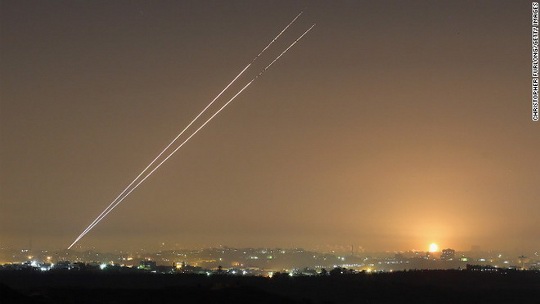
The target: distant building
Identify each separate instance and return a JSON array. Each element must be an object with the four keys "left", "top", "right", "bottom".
[
  {"left": 175, "top": 261, "right": 204, "bottom": 274},
  {"left": 138, "top": 260, "right": 157, "bottom": 271},
  {"left": 53, "top": 261, "right": 72, "bottom": 270},
  {"left": 466, "top": 264, "right": 499, "bottom": 272},
  {"left": 441, "top": 249, "right": 455, "bottom": 261},
  {"left": 155, "top": 265, "right": 175, "bottom": 273}
]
